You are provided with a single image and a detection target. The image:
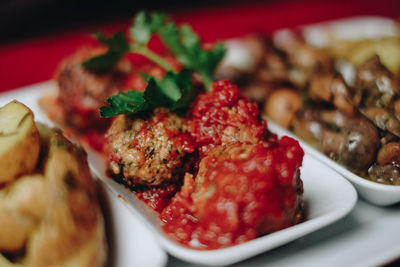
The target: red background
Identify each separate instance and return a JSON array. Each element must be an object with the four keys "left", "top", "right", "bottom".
[{"left": 0, "top": 0, "right": 399, "bottom": 93}]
